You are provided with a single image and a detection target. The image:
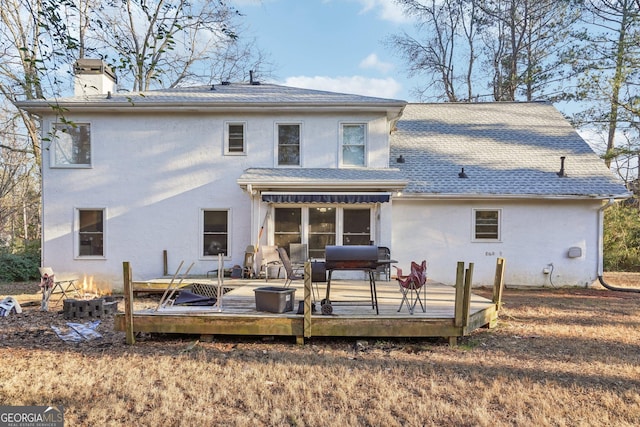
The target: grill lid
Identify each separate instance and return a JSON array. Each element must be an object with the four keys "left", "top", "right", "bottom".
[{"left": 325, "top": 245, "right": 379, "bottom": 269}]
